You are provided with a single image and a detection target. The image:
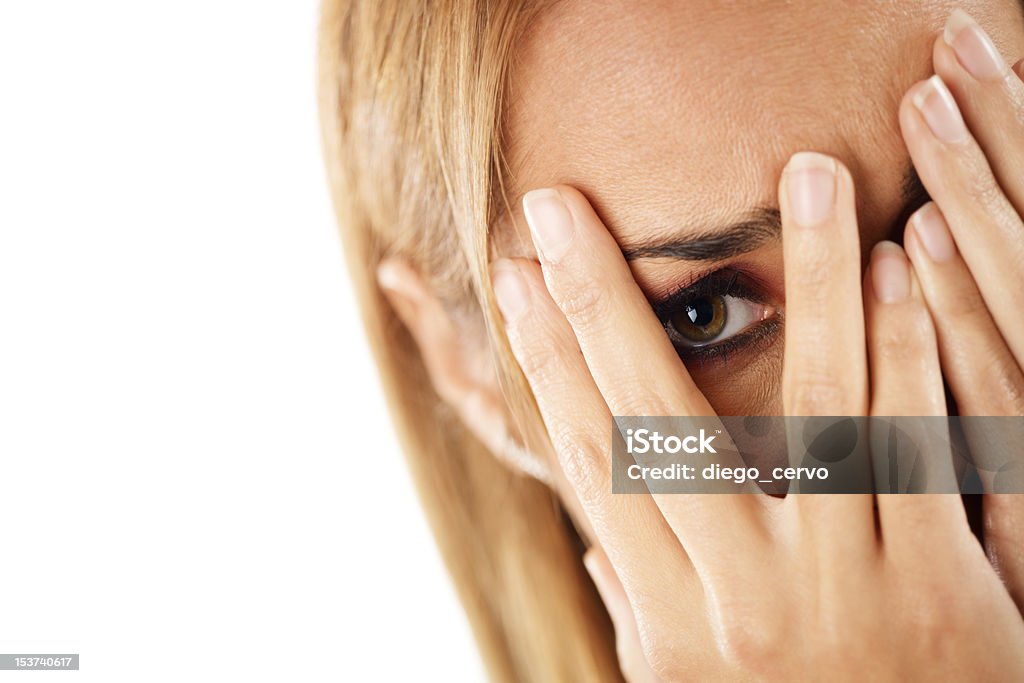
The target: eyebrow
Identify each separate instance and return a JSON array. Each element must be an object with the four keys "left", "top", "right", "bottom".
[
  {"left": 621, "top": 165, "right": 927, "bottom": 262},
  {"left": 621, "top": 207, "right": 780, "bottom": 261}
]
